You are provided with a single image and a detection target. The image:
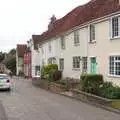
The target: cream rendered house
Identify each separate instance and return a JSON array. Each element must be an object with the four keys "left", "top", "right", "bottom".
[
  {"left": 32, "top": 0, "right": 120, "bottom": 85},
  {"left": 31, "top": 36, "right": 41, "bottom": 77}
]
